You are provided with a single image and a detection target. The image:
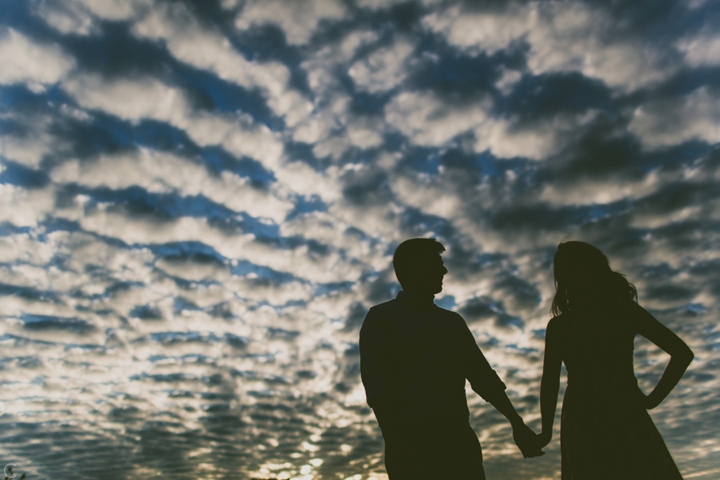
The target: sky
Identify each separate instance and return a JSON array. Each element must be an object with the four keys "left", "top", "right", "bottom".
[{"left": 0, "top": 0, "right": 719, "bottom": 478}]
